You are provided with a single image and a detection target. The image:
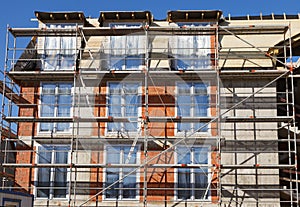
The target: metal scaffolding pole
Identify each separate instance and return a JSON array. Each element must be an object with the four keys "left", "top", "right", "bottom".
[
  {"left": 78, "top": 69, "right": 291, "bottom": 206},
  {"left": 288, "top": 23, "right": 299, "bottom": 206},
  {"left": 69, "top": 27, "right": 79, "bottom": 207},
  {"left": 143, "top": 26, "right": 149, "bottom": 207},
  {"left": 72, "top": 26, "right": 80, "bottom": 207},
  {"left": 4, "top": 19, "right": 300, "bottom": 207},
  {"left": 215, "top": 23, "right": 222, "bottom": 207},
  {"left": 0, "top": 26, "right": 10, "bottom": 189}
]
